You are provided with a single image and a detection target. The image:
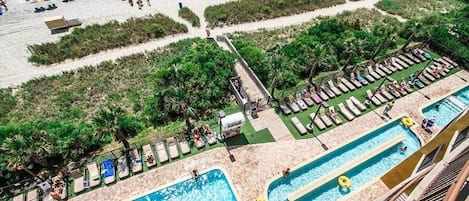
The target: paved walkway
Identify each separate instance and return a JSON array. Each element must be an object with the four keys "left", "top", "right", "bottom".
[
  {"left": 217, "top": 41, "right": 266, "bottom": 101},
  {"left": 251, "top": 108, "right": 294, "bottom": 141},
  {"left": 218, "top": 40, "right": 293, "bottom": 141},
  {"left": 1, "top": 0, "right": 389, "bottom": 88},
  {"left": 69, "top": 71, "right": 469, "bottom": 201}
]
